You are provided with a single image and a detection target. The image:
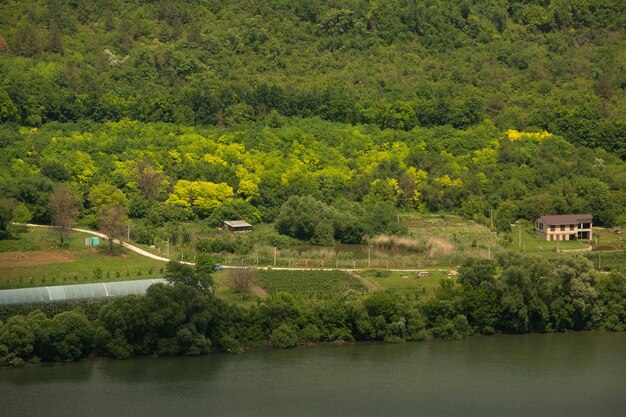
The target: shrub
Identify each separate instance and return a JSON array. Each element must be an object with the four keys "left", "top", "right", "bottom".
[
  {"left": 131, "top": 223, "right": 155, "bottom": 245},
  {"left": 196, "top": 237, "right": 237, "bottom": 253},
  {"left": 270, "top": 323, "right": 299, "bottom": 348},
  {"left": 219, "top": 334, "right": 242, "bottom": 353},
  {"left": 93, "top": 267, "right": 103, "bottom": 280}
]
